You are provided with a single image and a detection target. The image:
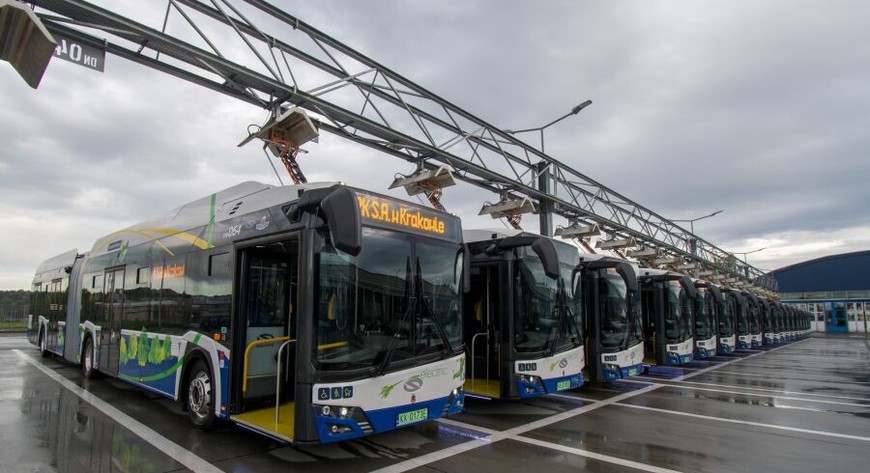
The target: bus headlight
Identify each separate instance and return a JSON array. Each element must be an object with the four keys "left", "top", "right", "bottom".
[
  {"left": 516, "top": 374, "right": 544, "bottom": 397},
  {"left": 445, "top": 386, "right": 464, "bottom": 413},
  {"left": 315, "top": 405, "right": 359, "bottom": 419}
]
